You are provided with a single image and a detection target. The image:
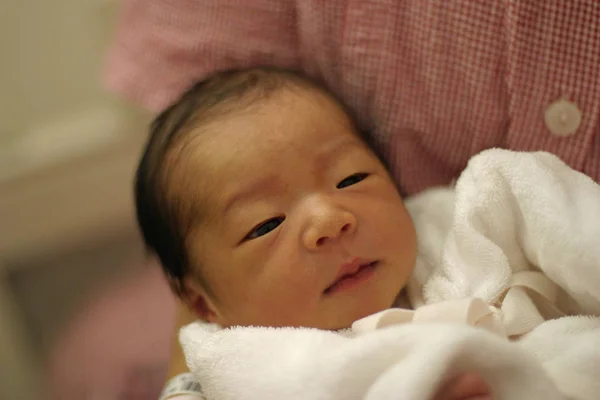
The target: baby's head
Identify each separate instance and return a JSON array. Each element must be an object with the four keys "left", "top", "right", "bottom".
[{"left": 136, "top": 67, "right": 417, "bottom": 330}]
